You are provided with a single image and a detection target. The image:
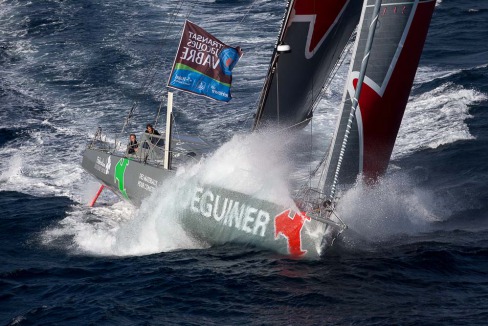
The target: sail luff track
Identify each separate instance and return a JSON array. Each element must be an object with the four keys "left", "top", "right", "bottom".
[
  {"left": 321, "top": 0, "right": 436, "bottom": 198},
  {"left": 329, "top": 0, "right": 383, "bottom": 200}
]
